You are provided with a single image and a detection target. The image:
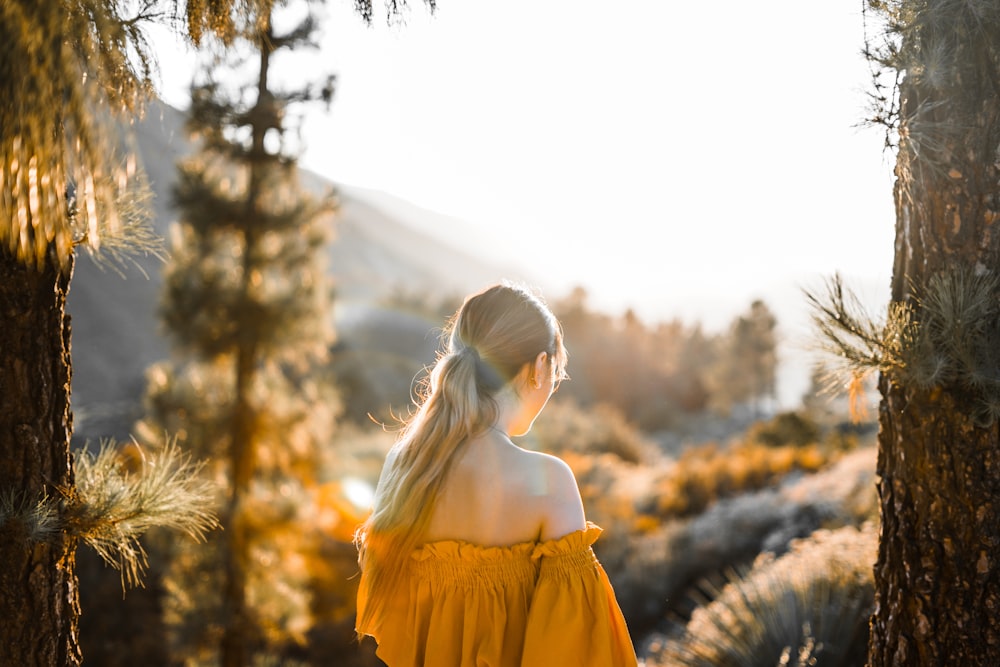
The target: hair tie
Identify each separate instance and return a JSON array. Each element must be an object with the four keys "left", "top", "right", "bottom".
[{"left": 460, "top": 345, "right": 504, "bottom": 391}]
